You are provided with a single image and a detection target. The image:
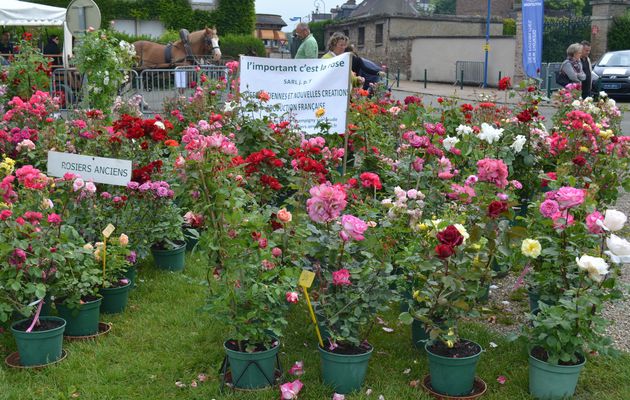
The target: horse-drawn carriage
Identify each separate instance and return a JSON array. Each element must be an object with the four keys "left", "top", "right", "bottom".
[{"left": 52, "top": 27, "right": 227, "bottom": 113}]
